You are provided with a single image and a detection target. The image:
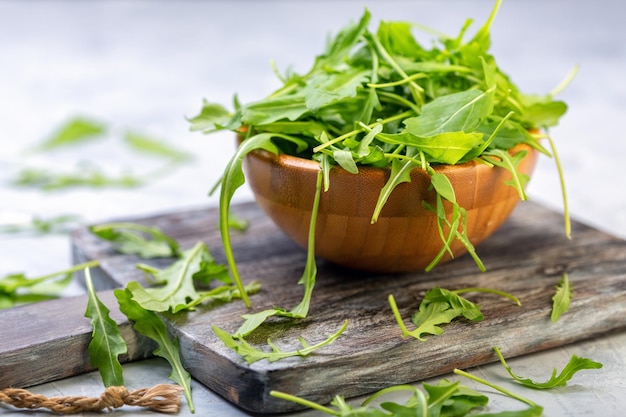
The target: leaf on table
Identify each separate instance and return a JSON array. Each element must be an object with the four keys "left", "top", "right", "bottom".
[
  {"left": 214, "top": 320, "right": 348, "bottom": 365},
  {"left": 0, "top": 214, "right": 83, "bottom": 236},
  {"left": 389, "top": 287, "right": 486, "bottom": 341},
  {"left": 124, "top": 130, "right": 192, "bottom": 163},
  {"left": 89, "top": 222, "right": 179, "bottom": 259},
  {"left": 410, "top": 301, "right": 462, "bottom": 341},
  {"left": 551, "top": 273, "right": 572, "bottom": 322},
  {"left": 126, "top": 241, "right": 206, "bottom": 313},
  {"left": 0, "top": 261, "right": 96, "bottom": 309},
  {"left": 494, "top": 346, "right": 603, "bottom": 389},
  {"left": 12, "top": 167, "right": 143, "bottom": 191},
  {"left": 84, "top": 269, "right": 127, "bottom": 387},
  {"left": 33, "top": 116, "right": 107, "bottom": 151},
  {"left": 114, "top": 288, "right": 195, "bottom": 413}
]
